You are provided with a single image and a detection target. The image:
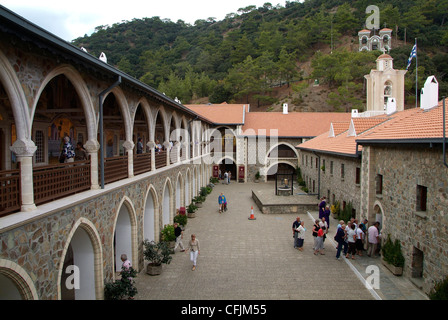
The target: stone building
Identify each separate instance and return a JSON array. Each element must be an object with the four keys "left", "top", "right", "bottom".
[
  {"left": 358, "top": 28, "right": 392, "bottom": 52},
  {"left": 297, "top": 47, "right": 448, "bottom": 293}
]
